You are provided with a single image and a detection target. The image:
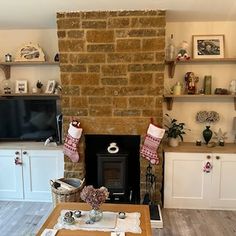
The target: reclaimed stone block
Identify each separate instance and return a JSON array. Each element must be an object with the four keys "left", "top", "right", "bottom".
[{"left": 86, "top": 30, "right": 114, "bottom": 43}]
